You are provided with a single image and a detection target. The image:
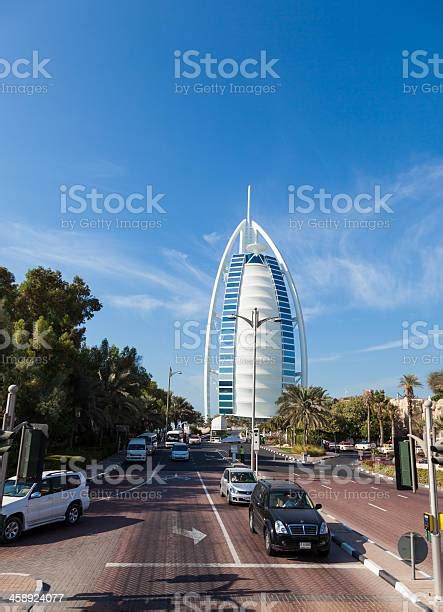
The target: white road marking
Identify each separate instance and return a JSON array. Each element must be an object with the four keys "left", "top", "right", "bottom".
[
  {"left": 172, "top": 526, "right": 207, "bottom": 545},
  {"left": 367, "top": 503, "right": 387, "bottom": 512},
  {"left": 320, "top": 484, "right": 332, "bottom": 490},
  {"left": 105, "top": 562, "right": 362, "bottom": 569},
  {"left": 197, "top": 471, "right": 241, "bottom": 565},
  {"left": 370, "top": 486, "right": 378, "bottom": 490},
  {"left": 397, "top": 494, "right": 408, "bottom": 499}
]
